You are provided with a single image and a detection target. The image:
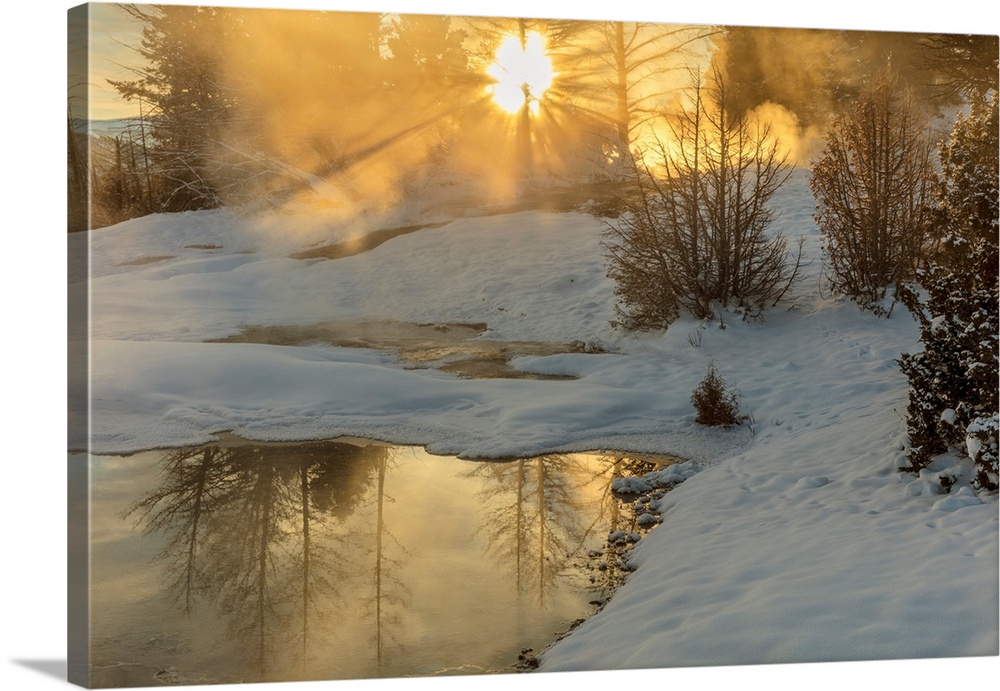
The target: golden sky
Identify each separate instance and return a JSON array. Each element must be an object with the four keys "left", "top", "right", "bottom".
[
  {"left": 69, "top": 3, "right": 145, "bottom": 121},
  {"left": 68, "top": 0, "right": 994, "bottom": 123}
]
